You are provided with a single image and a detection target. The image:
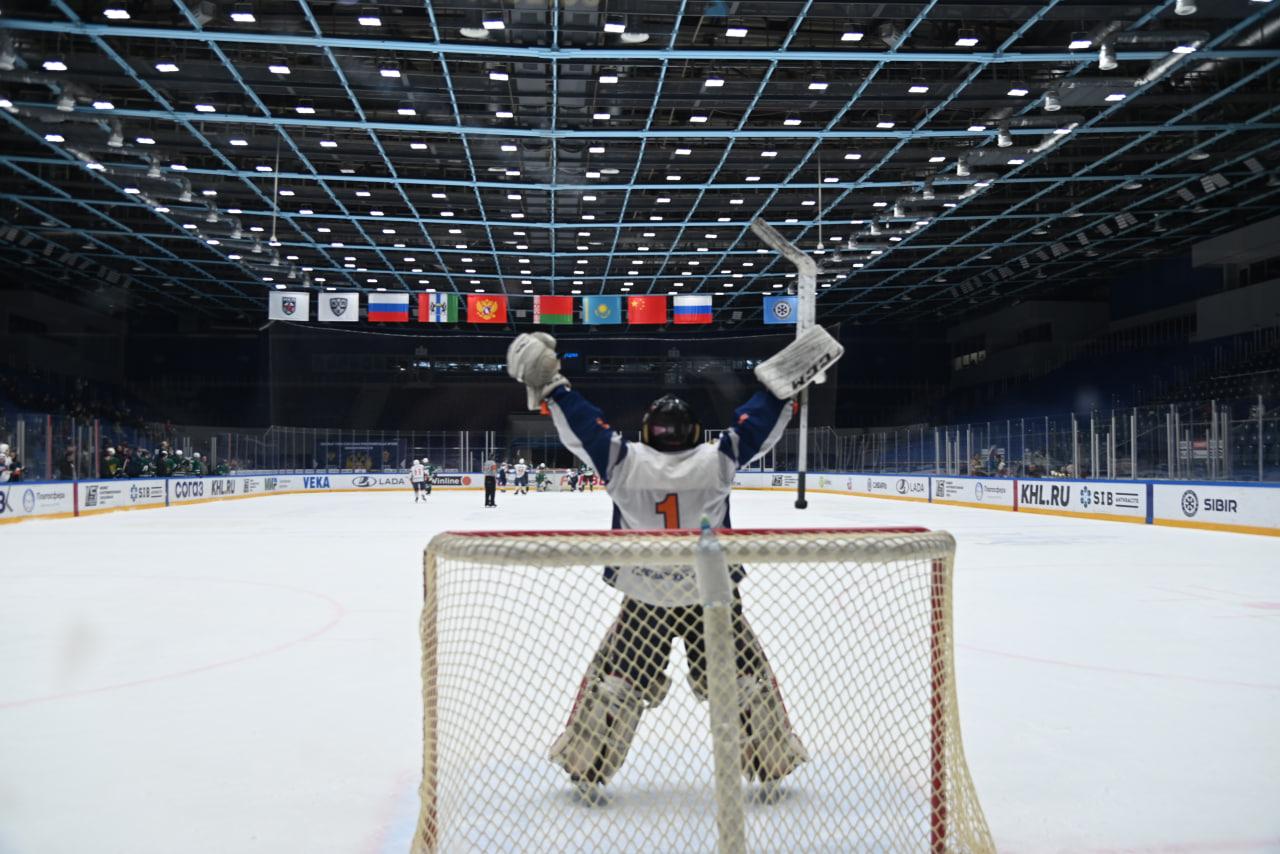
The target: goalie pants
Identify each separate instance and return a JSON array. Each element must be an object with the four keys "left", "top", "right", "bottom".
[{"left": 601, "top": 593, "right": 767, "bottom": 697}]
